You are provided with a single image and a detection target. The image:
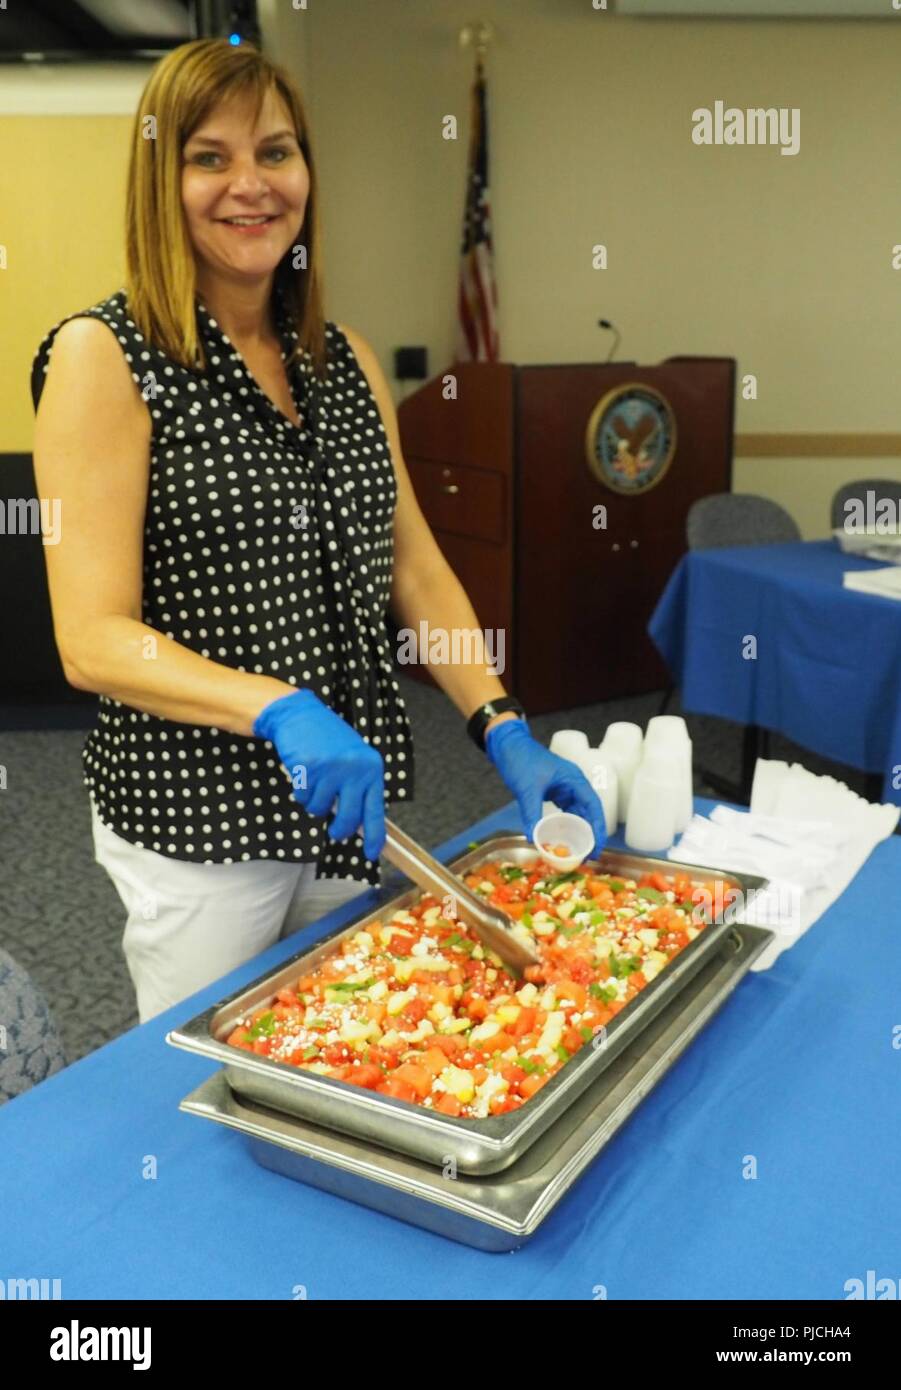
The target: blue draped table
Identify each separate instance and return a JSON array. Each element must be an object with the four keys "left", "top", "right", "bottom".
[
  {"left": 649, "top": 540, "right": 901, "bottom": 807},
  {"left": 1, "top": 797, "right": 898, "bottom": 1300}
]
